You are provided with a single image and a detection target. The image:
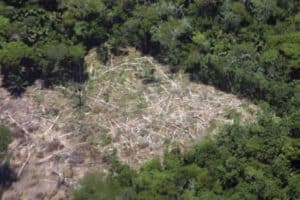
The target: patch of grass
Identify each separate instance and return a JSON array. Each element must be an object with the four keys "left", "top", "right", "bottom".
[
  {"left": 139, "top": 128, "right": 149, "bottom": 137},
  {"left": 101, "top": 134, "right": 112, "bottom": 146},
  {"left": 0, "top": 125, "right": 12, "bottom": 154},
  {"left": 121, "top": 90, "right": 148, "bottom": 116},
  {"left": 140, "top": 64, "right": 161, "bottom": 84},
  {"left": 102, "top": 89, "right": 111, "bottom": 103},
  {"left": 33, "top": 91, "right": 44, "bottom": 104},
  {"left": 54, "top": 155, "right": 62, "bottom": 162},
  {"left": 86, "top": 80, "right": 95, "bottom": 93},
  {"left": 163, "top": 138, "right": 171, "bottom": 147},
  {"left": 118, "top": 70, "right": 129, "bottom": 84},
  {"left": 102, "top": 148, "right": 118, "bottom": 164},
  {"left": 205, "top": 119, "right": 221, "bottom": 134},
  {"left": 241, "top": 103, "right": 255, "bottom": 114},
  {"left": 44, "top": 107, "right": 59, "bottom": 117},
  {"left": 225, "top": 108, "right": 241, "bottom": 122}
]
